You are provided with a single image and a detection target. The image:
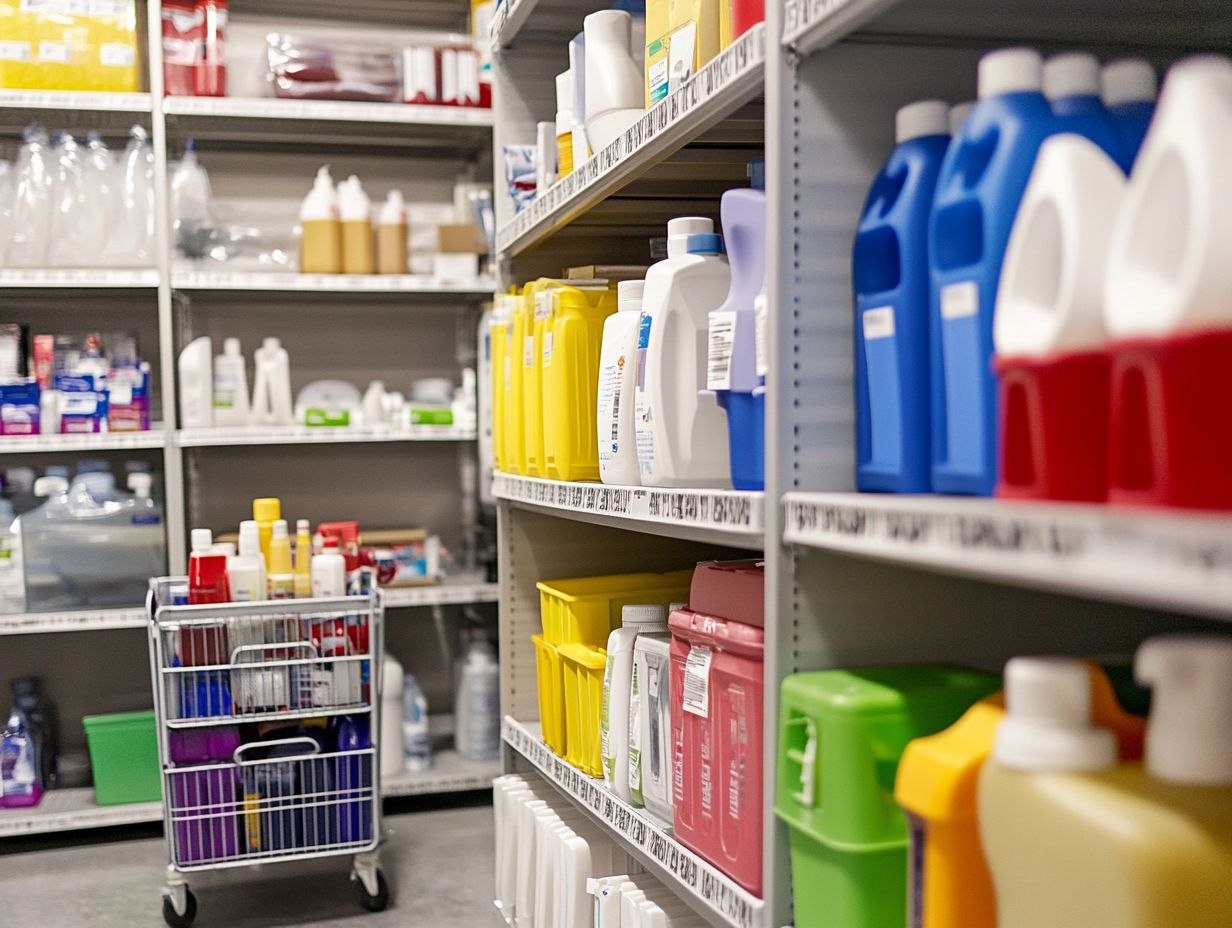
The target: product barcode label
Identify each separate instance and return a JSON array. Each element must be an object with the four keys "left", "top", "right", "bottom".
[
  {"left": 862, "top": 306, "right": 896, "bottom": 340},
  {"left": 522, "top": 335, "right": 534, "bottom": 368},
  {"left": 100, "top": 42, "right": 134, "bottom": 67},
  {"left": 610, "top": 382, "right": 621, "bottom": 442},
  {"left": 534, "top": 290, "right": 555, "bottom": 321},
  {"left": 940, "top": 281, "right": 978, "bottom": 320},
  {"left": 754, "top": 296, "right": 768, "bottom": 378},
  {"left": 707, "top": 310, "right": 737, "bottom": 390},
  {"left": 38, "top": 41, "right": 71, "bottom": 63},
  {"left": 542, "top": 331, "right": 554, "bottom": 366},
  {"left": 682, "top": 645, "right": 713, "bottom": 718},
  {"left": 0, "top": 41, "right": 31, "bottom": 61}
]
